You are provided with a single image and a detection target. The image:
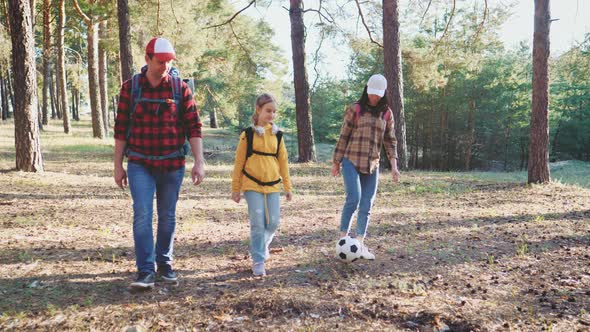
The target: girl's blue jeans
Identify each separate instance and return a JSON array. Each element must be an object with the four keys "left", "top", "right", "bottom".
[
  {"left": 340, "top": 158, "right": 379, "bottom": 237},
  {"left": 244, "top": 191, "right": 280, "bottom": 264},
  {"left": 127, "top": 162, "right": 184, "bottom": 273}
]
